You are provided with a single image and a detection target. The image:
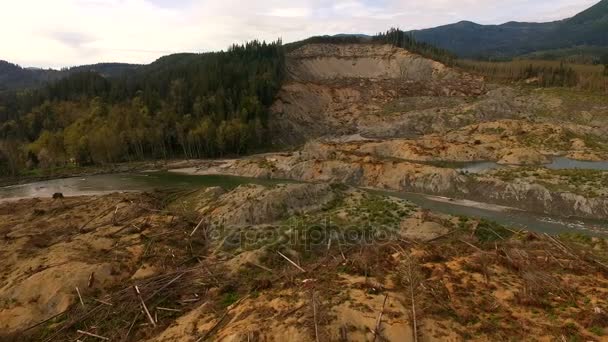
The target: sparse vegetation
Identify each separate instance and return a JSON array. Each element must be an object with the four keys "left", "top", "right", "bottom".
[
  {"left": 488, "top": 167, "right": 608, "bottom": 198},
  {"left": 2, "top": 183, "right": 607, "bottom": 341},
  {"left": 473, "top": 219, "right": 514, "bottom": 243}
]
